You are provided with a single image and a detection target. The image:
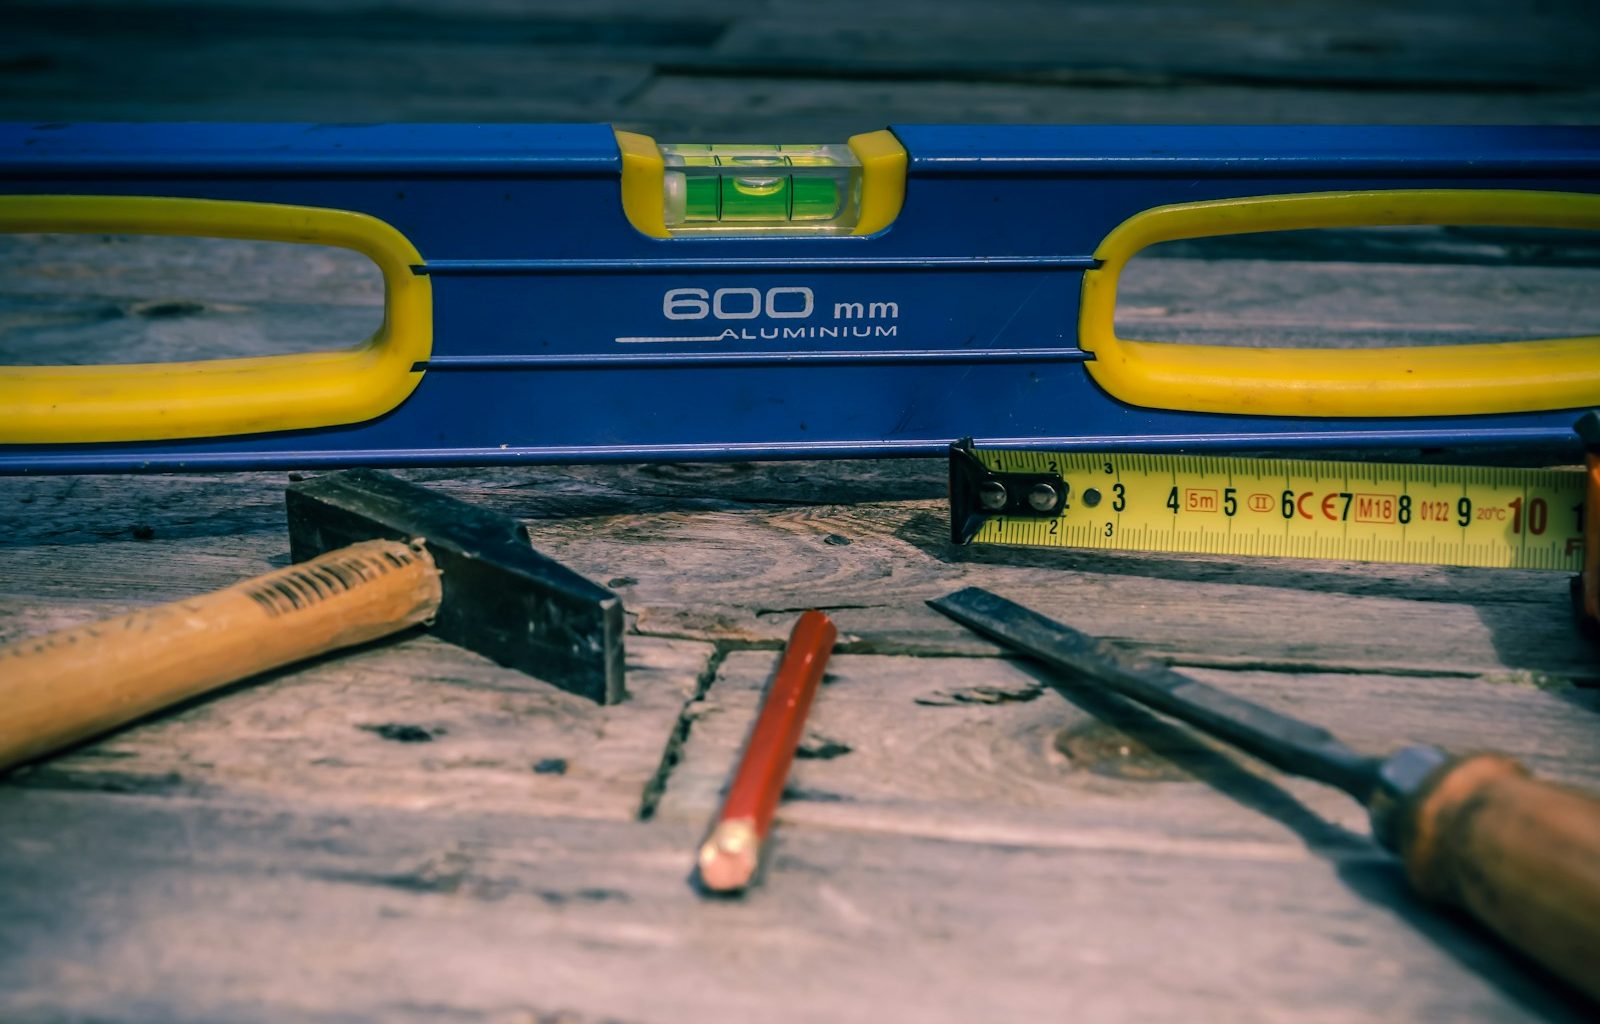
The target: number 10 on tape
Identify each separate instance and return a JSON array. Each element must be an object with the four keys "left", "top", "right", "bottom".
[{"left": 949, "top": 441, "right": 1586, "bottom": 571}]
